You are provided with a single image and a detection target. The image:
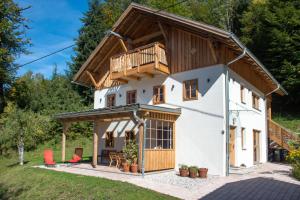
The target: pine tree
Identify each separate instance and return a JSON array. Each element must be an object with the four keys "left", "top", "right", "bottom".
[
  {"left": 240, "top": 0, "right": 300, "bottom": 112},
  {"left": 0, "top": 0, "right": 30, "bottom": 113}
]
